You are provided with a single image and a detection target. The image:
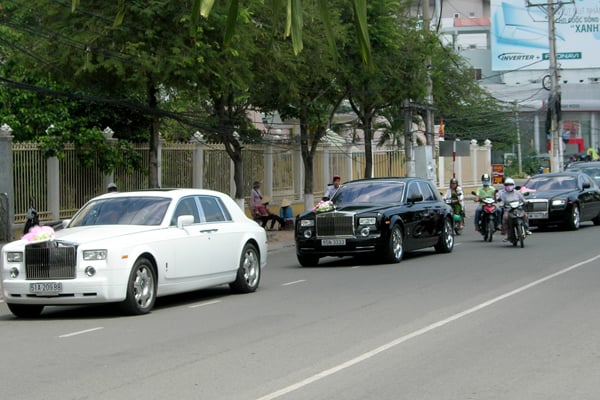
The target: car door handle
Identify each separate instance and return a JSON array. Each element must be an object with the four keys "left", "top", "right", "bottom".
[{"left": 200, "top": 229, "right": 218, "bottom": 233}]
